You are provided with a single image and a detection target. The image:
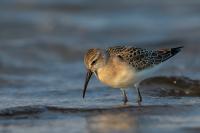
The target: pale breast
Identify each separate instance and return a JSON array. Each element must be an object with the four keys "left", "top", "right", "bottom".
[{"left": 96, "top": 57, "right": 136, "bottom": 88}]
